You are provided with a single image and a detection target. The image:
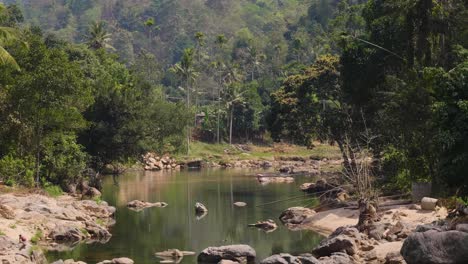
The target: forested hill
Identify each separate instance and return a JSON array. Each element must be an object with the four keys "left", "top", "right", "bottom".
[{"left": 1, "top": 0, "right": 334, "bottom": 64}]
